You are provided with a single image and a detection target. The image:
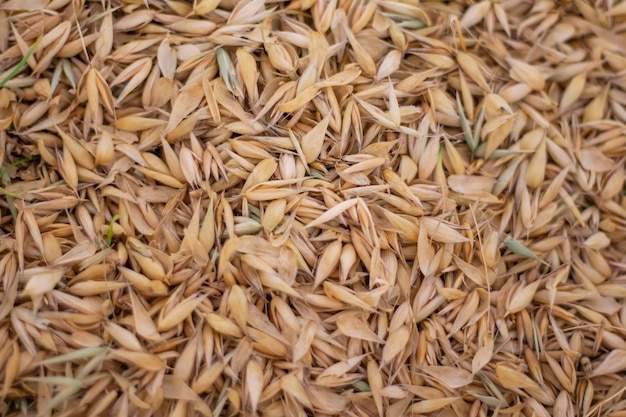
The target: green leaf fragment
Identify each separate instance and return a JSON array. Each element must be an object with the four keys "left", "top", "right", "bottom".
[
  {"left": 473, "top": 102, "right": 486, "bottom": 150},
  {"left": 468, "top": 392, "right": 508, "bottom": 408},
  {"left": 76, "top": 351, "right": 109, "bottom": 380},
  {"left": 106, "top": 214, "right": 120, "bottom": 247},
  {"left": 438, "top": 142, "right": 445, "bottom": 162},
  {"left": 29, "top": 347, "right": 110, "bottom": 412},
  {"left": 474, "top": 143, "right": 532, "bottom": 159},
  {"left": 40, "top": 346, "right": 108, "bottom": 365},
  {"left": 531, "top": 311, "right": 541, "bottom": 357},
  {"left": 0, "top": 35, "right": 42, "bottom": 88},
  {"left": 399, "top": 19, "right": 426, "bottom": 29},
  {"left": 0, "top": 158, "right": 31, "bottom": 180},
  {"left": 23, "top": 377, "right": 81, "bottom": 388},
  {"left": 492, "top": 156, "right": 523, "bottom": 196},
  {"left": 46, "top": 386, "right": 83, "bottom": 413},
  {"left": 352, "top": 380, "right": 371, "bottom": 392},
  {"left": 216, "top": 47, "right": 241, "bottom": 96},
  {"left": 309, "top": 168, "right": 325, "bottom": 179},
  {"left": 504, "top": 238, "right": 549, "bottom": 266},
  {"left": 212, "top": 377, "right": 230, "bottom": 417},
  {"left": 456, "top": 93, "right": 476, "bottom": 151},
  {"left": 478, "top": 372, "right": 509, "bottom": 407},
  {"left": 0, "top": 158, "right": 31, "bottom": 217},
  {"left": 51, "top": 60, "right": 64, "bottom": 94},
  {"left": 62, "top": 58, "right": 76, "bottom": 89}
]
